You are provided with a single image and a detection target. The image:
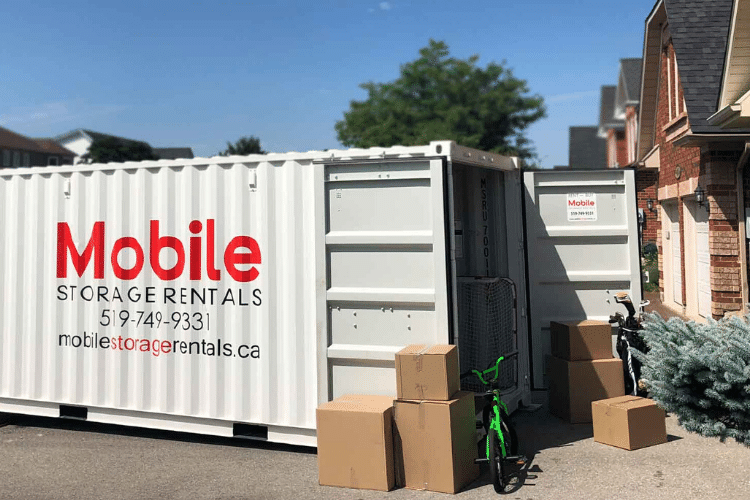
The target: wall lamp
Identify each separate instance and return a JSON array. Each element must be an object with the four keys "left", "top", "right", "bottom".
[
  {"left": 695, "top": 185, "right": 708, "bottom": 210},
  {"left": 646, "top": 198, "right": 656, "bottom": 213}
]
